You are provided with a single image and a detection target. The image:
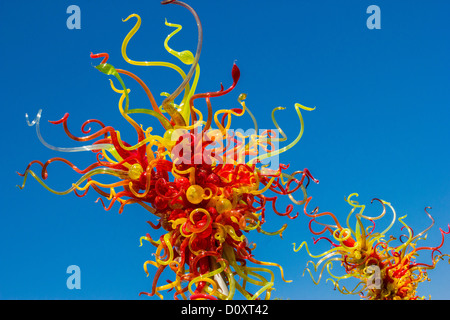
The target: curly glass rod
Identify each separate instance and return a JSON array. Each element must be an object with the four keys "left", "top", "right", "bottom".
[{"left": 161, "top": 0, "right": 202, "bottom": 109}]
